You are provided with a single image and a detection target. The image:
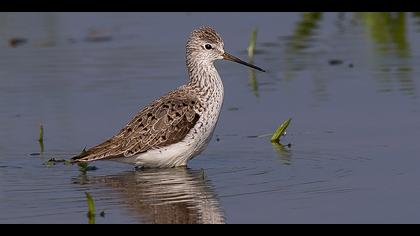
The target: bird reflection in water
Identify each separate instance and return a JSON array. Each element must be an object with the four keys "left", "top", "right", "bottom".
[{"left": 77, "top": 168, "right": 225, "bottom": 224}]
